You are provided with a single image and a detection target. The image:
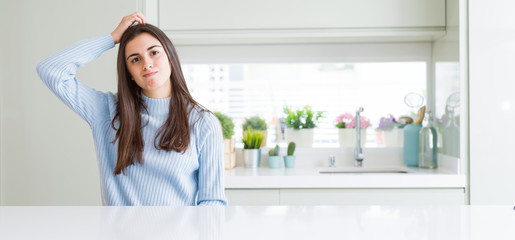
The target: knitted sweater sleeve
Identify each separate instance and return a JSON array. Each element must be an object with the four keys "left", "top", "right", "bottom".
[
  {"left": 36, "top": 34, "right": 115, "bottom": 126},
  {"left": 196, "top": 112, "right": 228, "bottom": 206}
]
